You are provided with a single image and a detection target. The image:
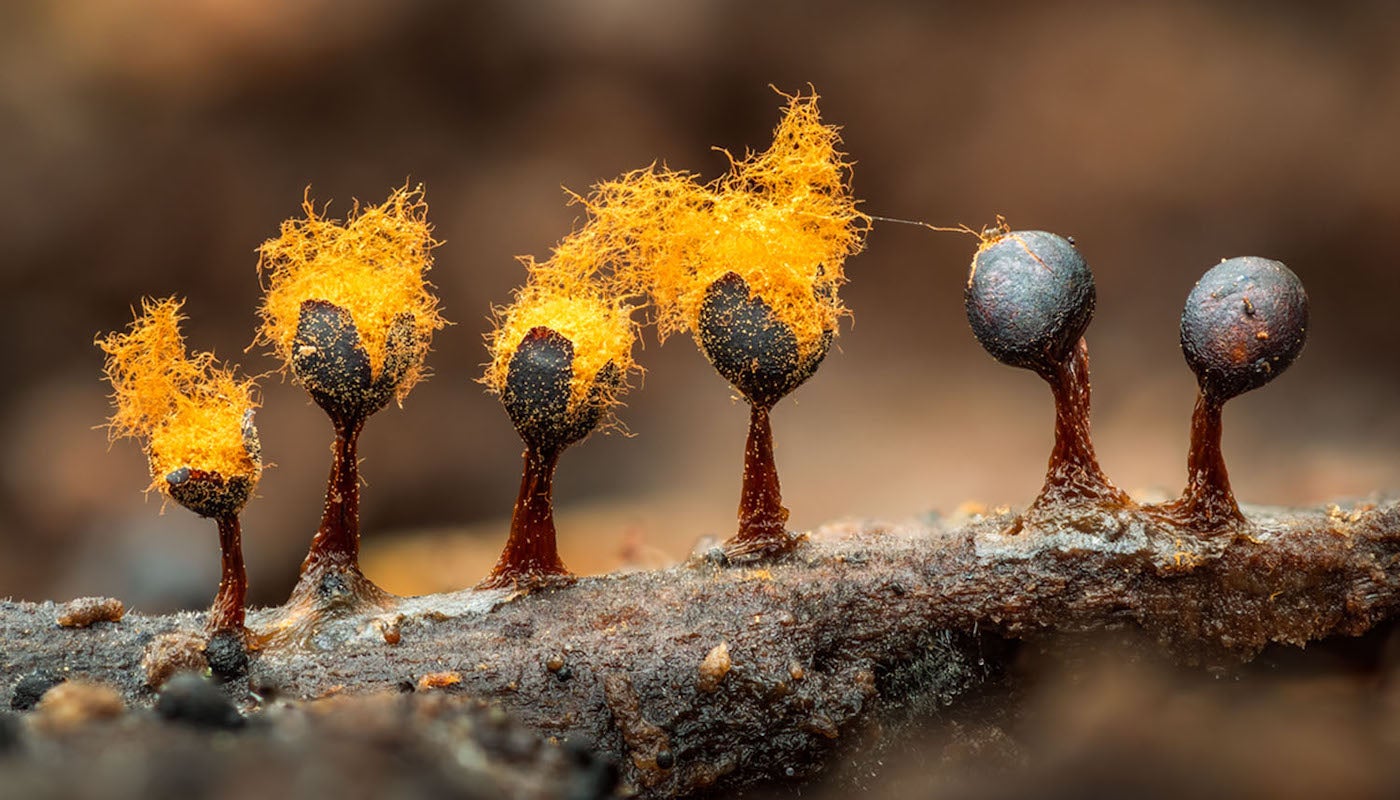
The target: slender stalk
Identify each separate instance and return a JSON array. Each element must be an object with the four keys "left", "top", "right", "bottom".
[
  {"left": 481, "top": 445, "right": 569, "bottom": 588},
  {"left": 723, "top": 403, "right": 795, "bottom": 557},
  {"left": 1161, "top": 390, "right": 1244, "bottom": 529},
  {"left": 208, "top": 513, "right": 247, "bottom": 634},
  {"left": 1032, "top": 337, "right": 1128, "bottom": 510},
  {"left": 301, "top": 418, "right": 364, "bottom": 576}
]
